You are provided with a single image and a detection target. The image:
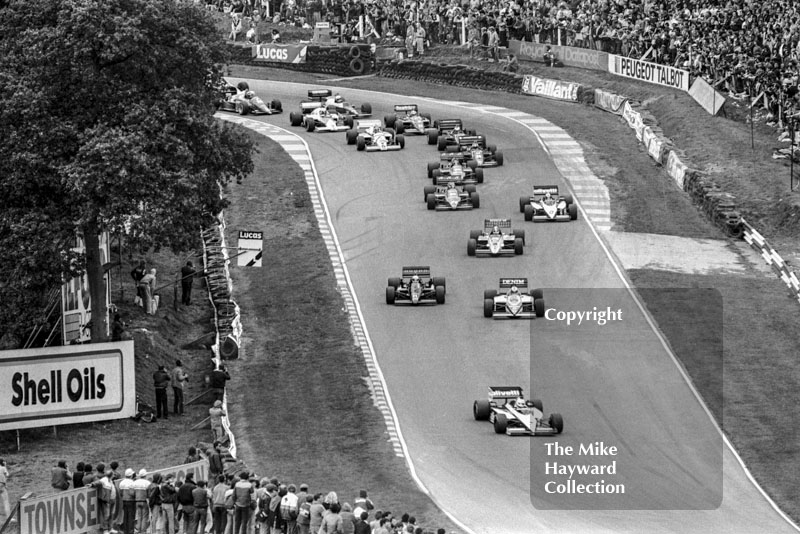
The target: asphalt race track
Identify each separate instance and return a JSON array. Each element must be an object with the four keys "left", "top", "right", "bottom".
[{"left": 224, "top": 79, "right": 798, "bottom": 534}]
